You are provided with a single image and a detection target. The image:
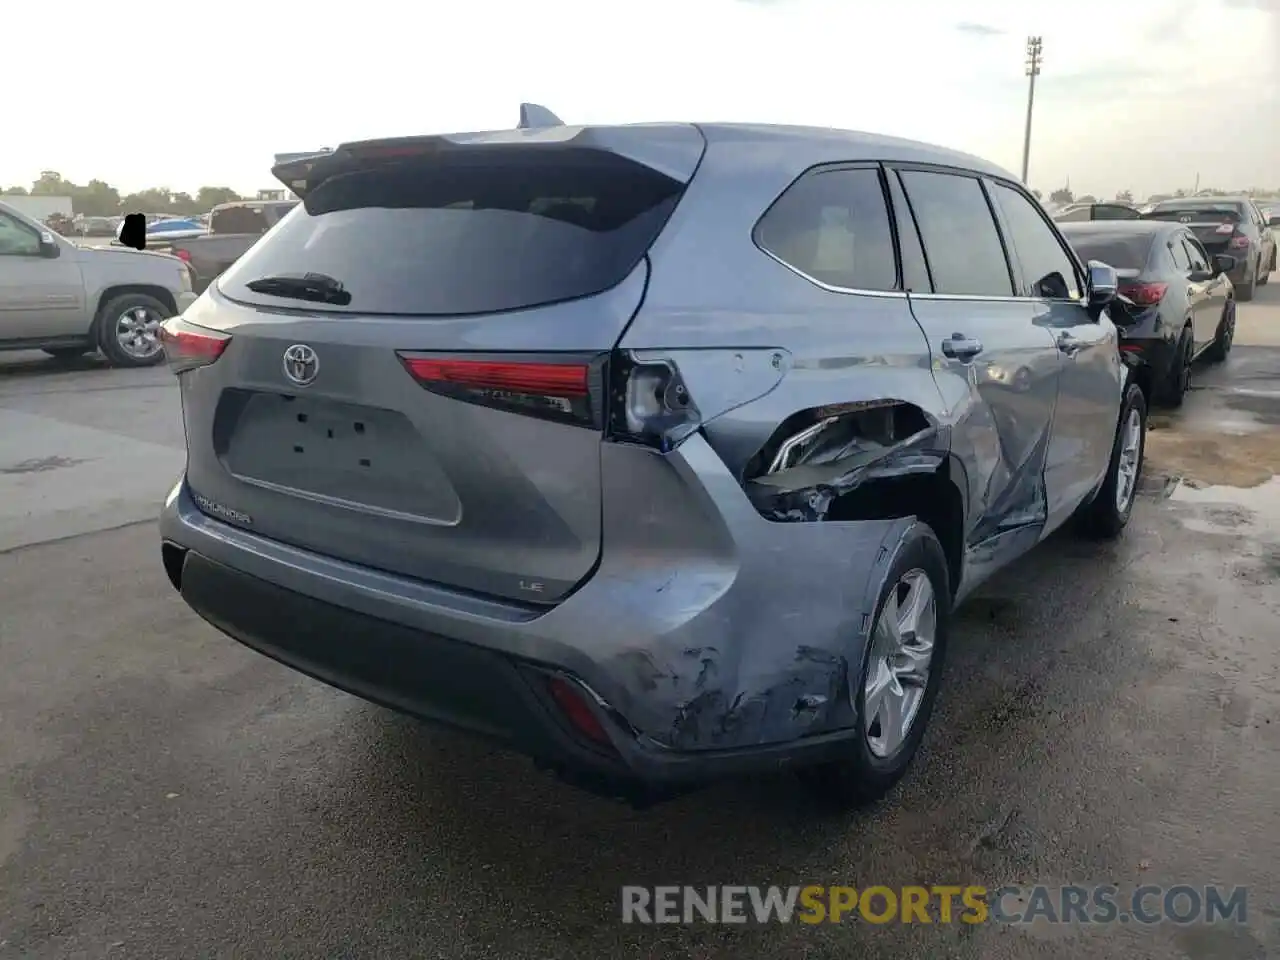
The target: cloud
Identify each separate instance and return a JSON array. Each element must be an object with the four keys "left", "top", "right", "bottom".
[{"left": 955, "top": 21, "right": 1005, "bottom": 36}]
